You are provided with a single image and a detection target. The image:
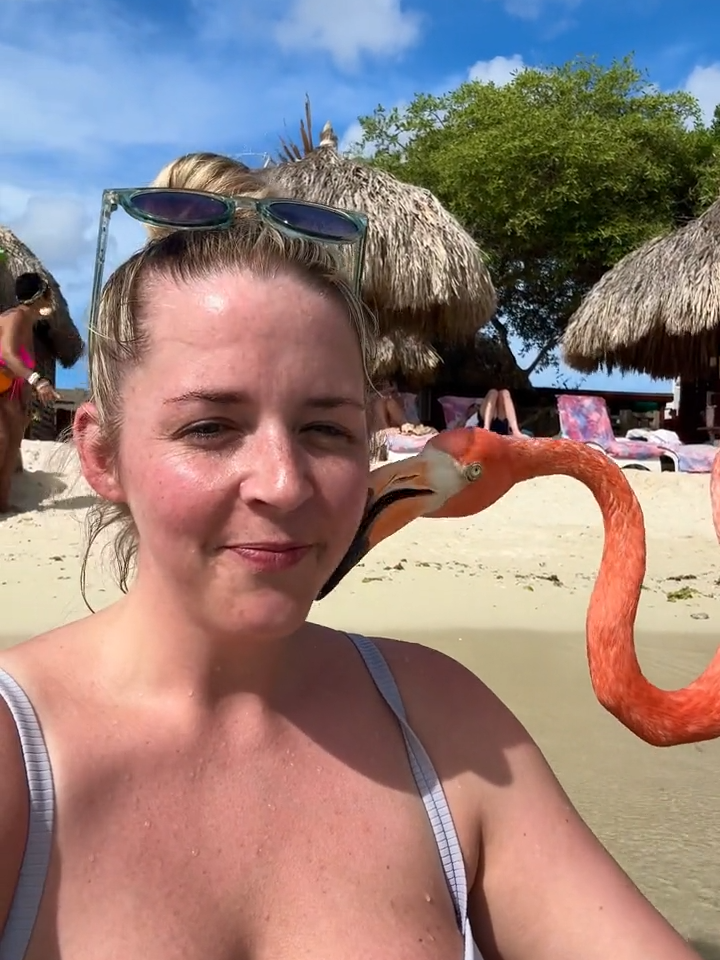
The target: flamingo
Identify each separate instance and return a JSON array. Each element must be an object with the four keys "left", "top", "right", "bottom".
[{"left": 319, "top": 428, "right": 720, "bottom": 747}]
